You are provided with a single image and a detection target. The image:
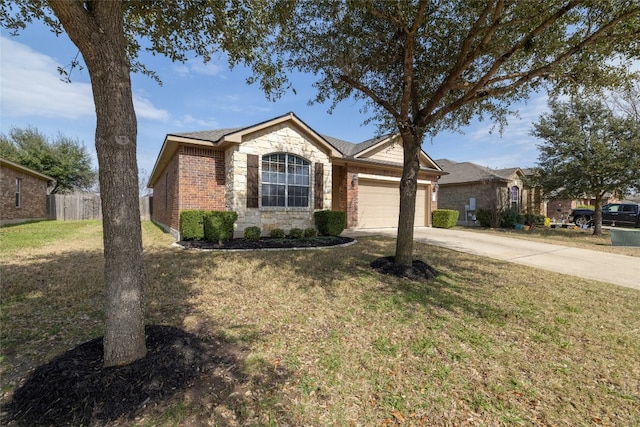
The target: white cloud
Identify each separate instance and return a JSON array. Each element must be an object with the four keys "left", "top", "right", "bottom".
[
  {"left": 133, "top": 92, "right": 169, "bottom": 121},
  {"left": 1, "top": 36, "right": 170, "bottom": 123},
  {"left": 172, "top": 60, "right": 226, "bottom": 78},
  {"left": 0, "top": 36, "right": 94, "bottom": 119},
  {"left": 173, "top": 114, "right": 219, "bottom": 129}
]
